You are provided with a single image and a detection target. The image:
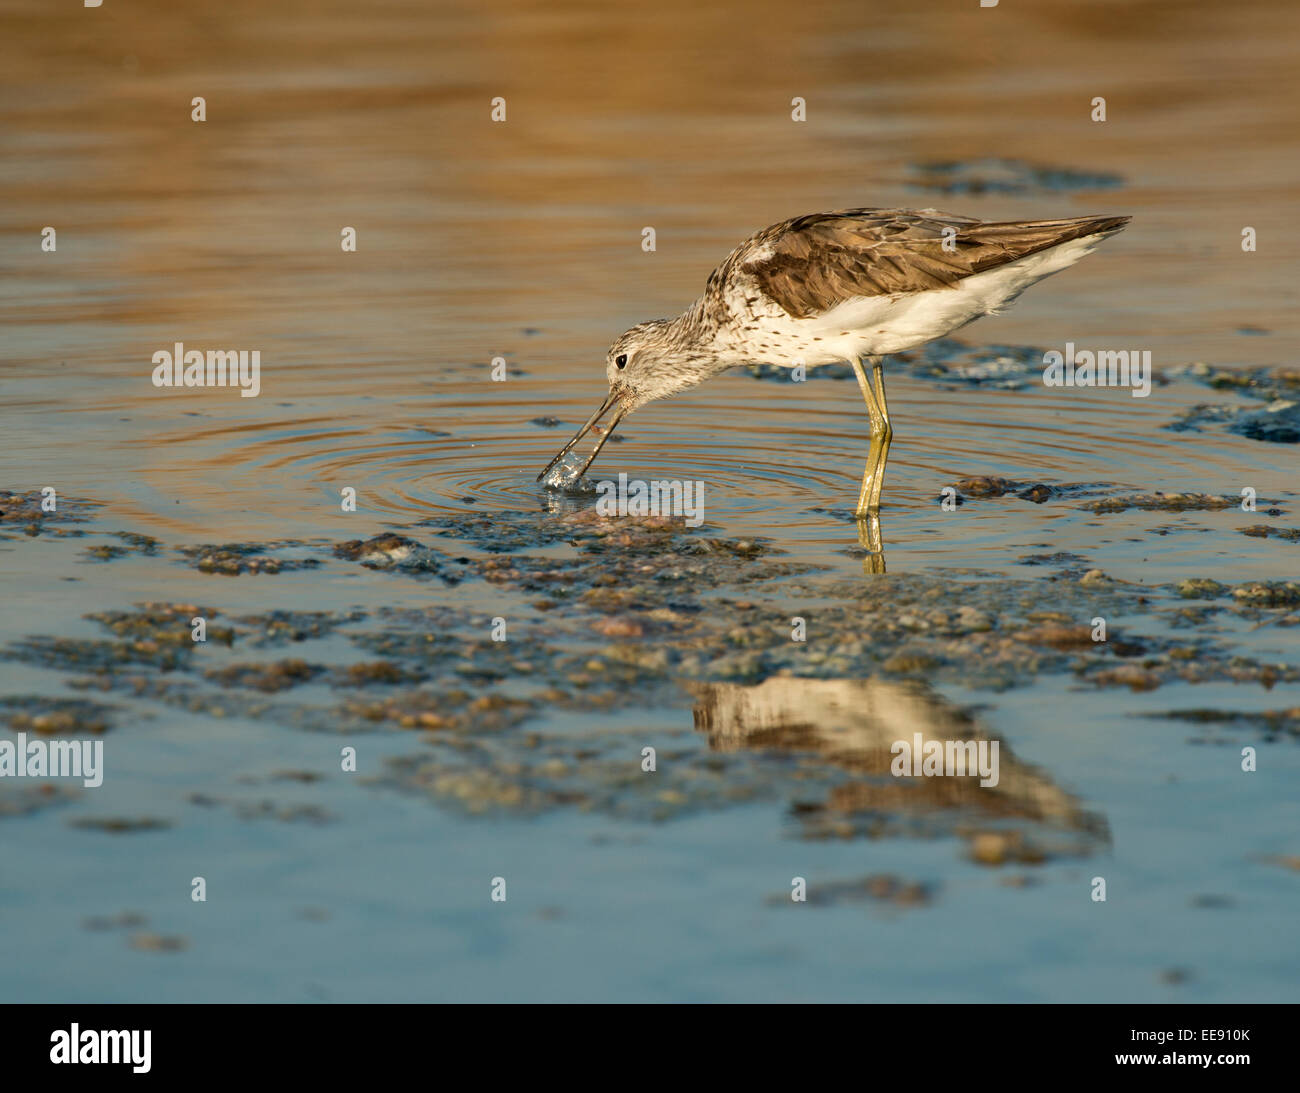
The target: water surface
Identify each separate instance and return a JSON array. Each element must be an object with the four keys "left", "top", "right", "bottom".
[{"left": 2, "top": 0, "right": 1298, "bottom": 1002}]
